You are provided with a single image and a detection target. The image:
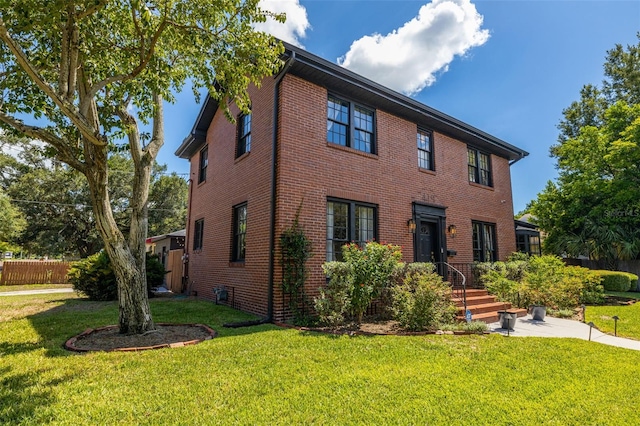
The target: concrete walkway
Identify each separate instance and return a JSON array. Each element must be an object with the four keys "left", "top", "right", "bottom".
[
  {"left": 489, "top": 315, "right": 640, "bottom": 351},
  {"left": 0, "top": 288, "right": 74, "bottom": 297}
]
